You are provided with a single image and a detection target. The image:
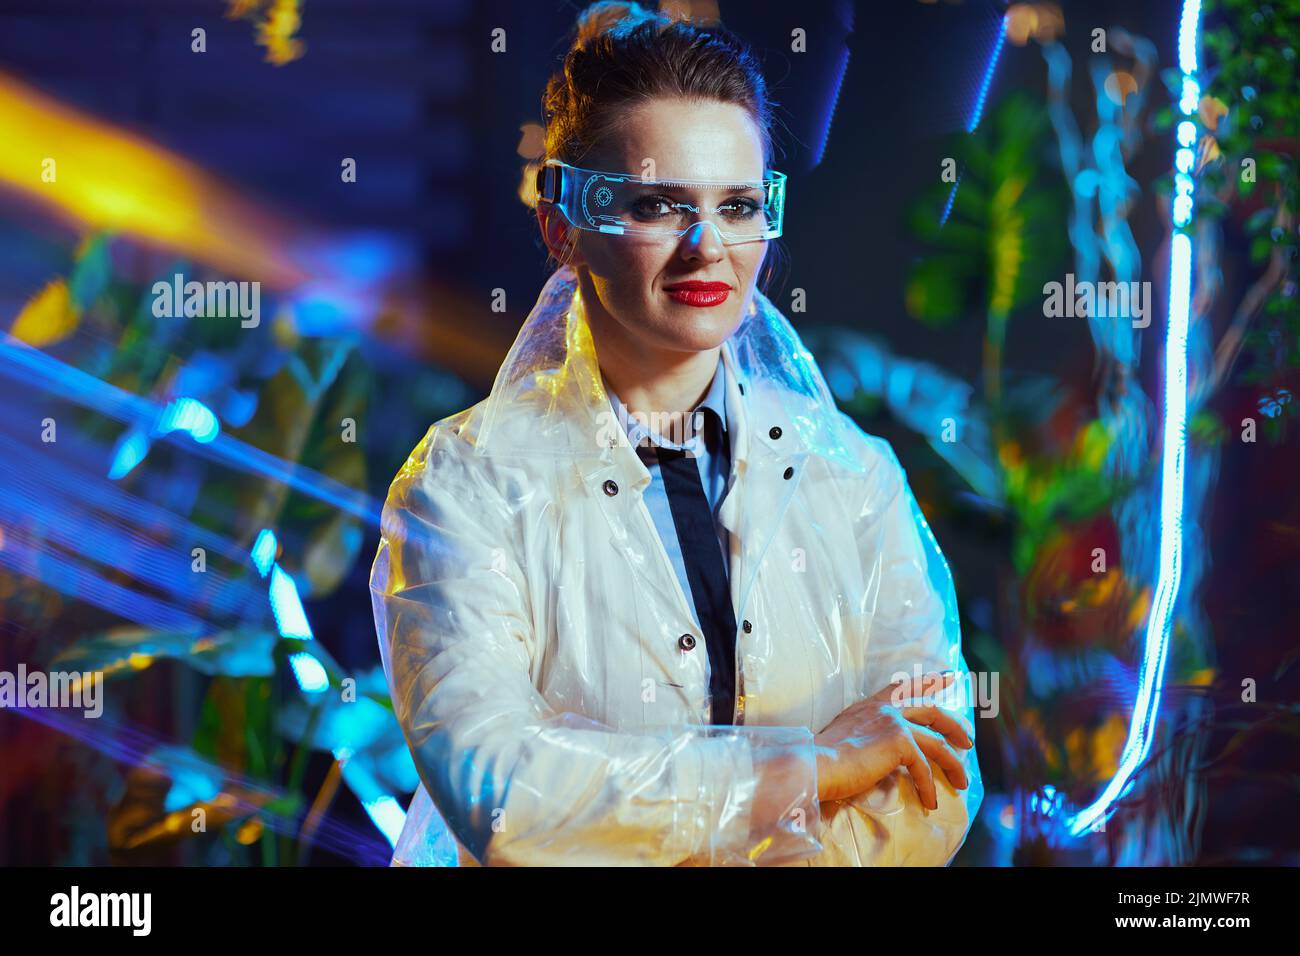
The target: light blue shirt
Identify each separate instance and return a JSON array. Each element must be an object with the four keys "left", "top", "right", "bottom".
[{"left": 602, "top": 359, "right": 732, "bottom": 626}]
